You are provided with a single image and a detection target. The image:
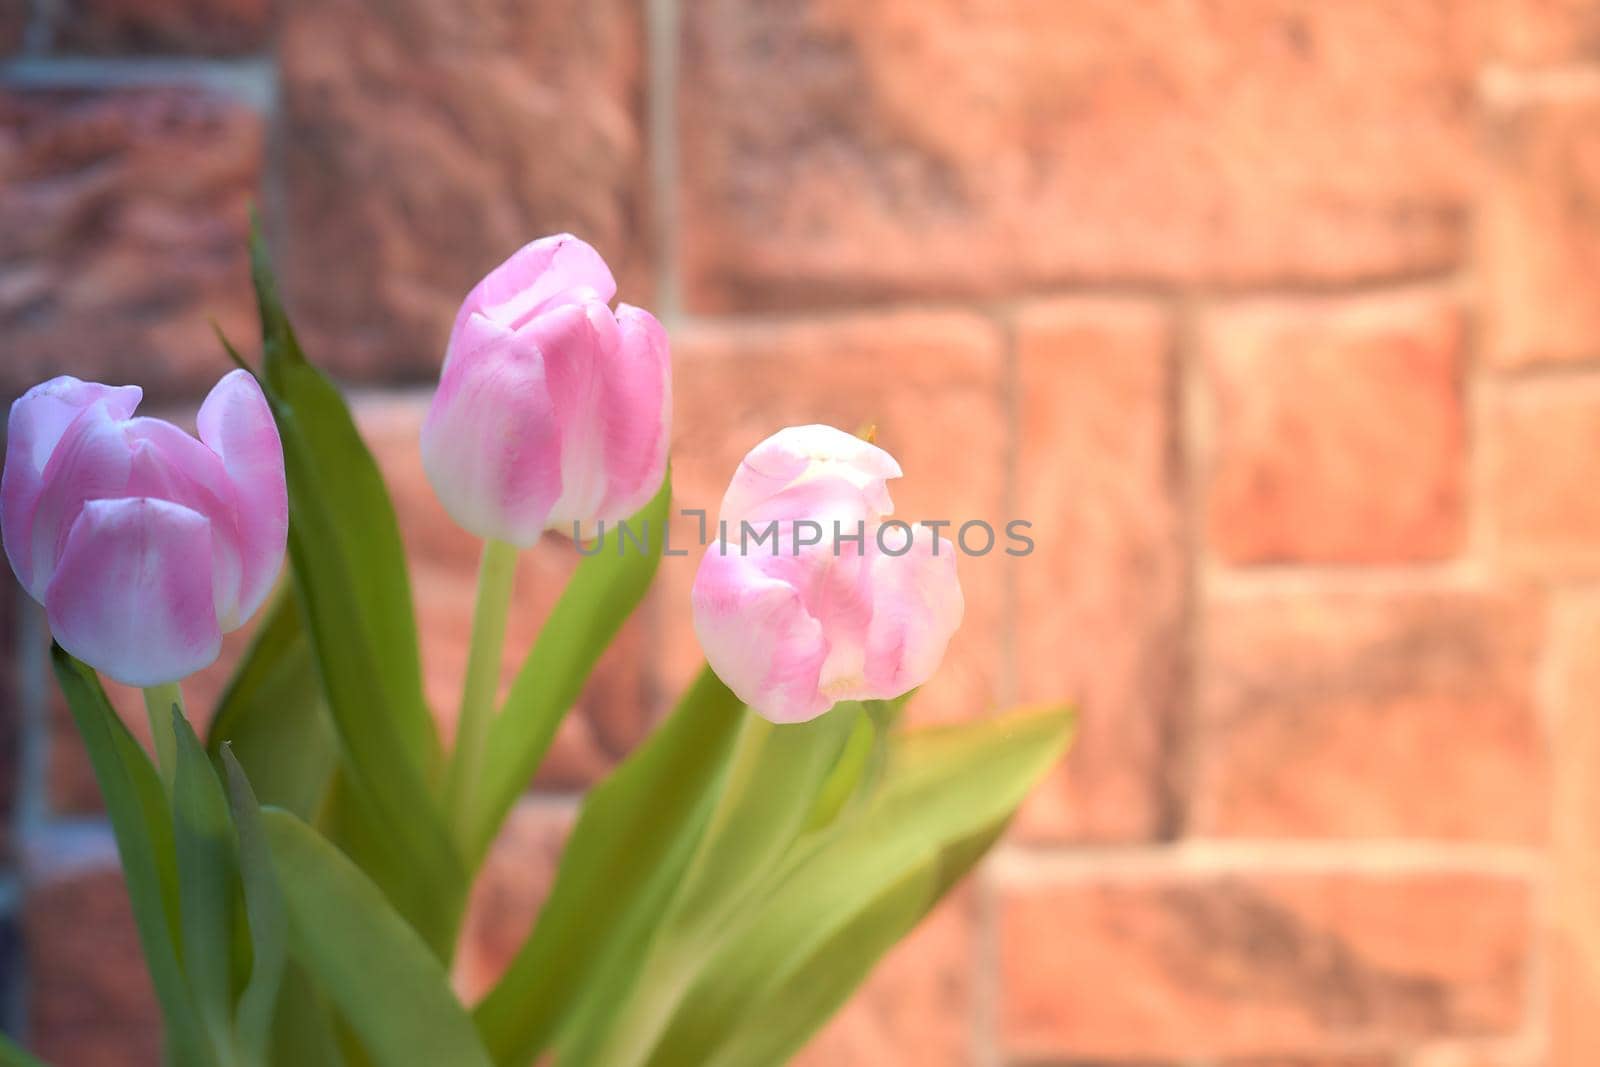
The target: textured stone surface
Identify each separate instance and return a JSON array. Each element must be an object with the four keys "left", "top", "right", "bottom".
[
  {"left": 1549, "top": 592, "right": 1600, "bottom": 1067},
  {"left": 661, "top": 311, "right": 1007, "bottom": 725},
  {"left": 0, "top": 87, "right": 263, "bottom": 405},
  {"left": 999, "top": 872, "right": 1531, "bottom": 1061},
  {"left": 1191, "top": 591, "right": 1544, "bottom": 842},
  {"left": 1489, "top": 380, "right": 1600, "bottom": 580},
  {"left": 1011, "top": 300, "right": 1184, "bottom": 843},
  {"left": 1204, "top": 293, "right": 1466, "bottom": 564},
  {"left": 24, "top": 866, "right": 160, "bottom": 1066},
  {"left": 52, "top": 0, "right": 273, "bottom": 54},
  {"left": 1483, "top": 92, "right": 1600, "bottom": 368},
  {"left": 794, "top": 890, "right": 974, "bottom": 1067},
  {"left": 281, "top": 0, "right": 651, "bottom": 382},
  {"left": 680, "top": 0, "right": 1480, "bottom": 310}
]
